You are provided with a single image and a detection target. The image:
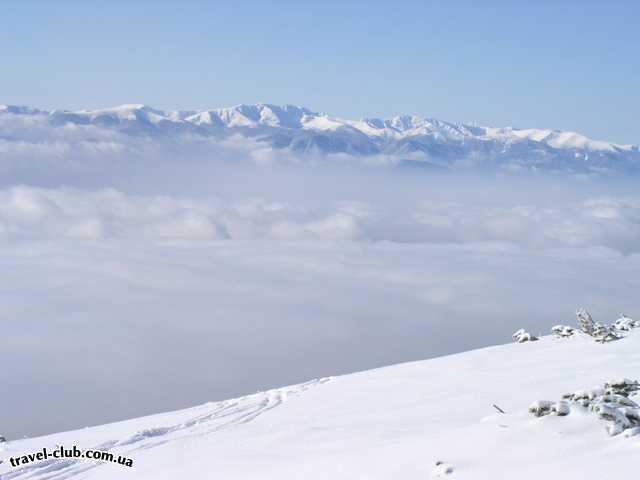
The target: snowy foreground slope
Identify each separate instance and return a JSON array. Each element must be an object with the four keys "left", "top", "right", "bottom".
[{"left": 2, "top": 330, "right": 640, "bottom": 479}]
